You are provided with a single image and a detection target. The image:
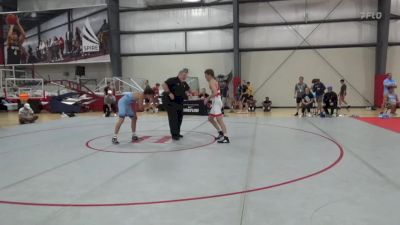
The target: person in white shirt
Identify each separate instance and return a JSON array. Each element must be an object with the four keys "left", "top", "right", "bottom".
[
  {"left": 19, "top": 103, "right": 38, "bottom": 124},
  {"left": 381, "top": 73, "right": 397, "bottom": 113}
]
